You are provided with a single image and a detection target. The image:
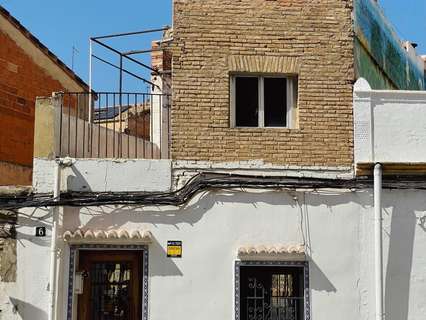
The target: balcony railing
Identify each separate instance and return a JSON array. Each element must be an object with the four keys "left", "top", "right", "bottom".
[{"left": 56, "top": 92, "right": 171, "bottom": 159}]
